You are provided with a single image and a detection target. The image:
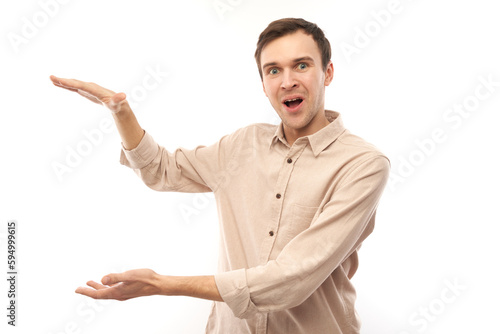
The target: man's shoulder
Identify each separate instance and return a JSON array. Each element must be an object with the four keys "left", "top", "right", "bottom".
[
  {"left": 331, "top": 130, "right": 390, "bottom": 183},
  {"left": 336, "top": 129, "right": 388, "bottom": 161}
]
